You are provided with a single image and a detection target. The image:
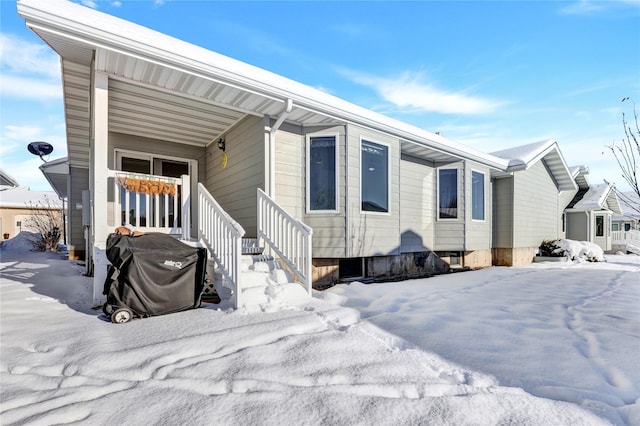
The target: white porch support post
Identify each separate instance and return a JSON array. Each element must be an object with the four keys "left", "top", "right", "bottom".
[
  {"left": 267, "top": 99, "right": 293, "bottom": 197},
  {"left": 181, "top": 174, "right": 191, "bottom": 240},
  {"left": 92, "top": 71, "right": 110, "bottom": 305}
]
